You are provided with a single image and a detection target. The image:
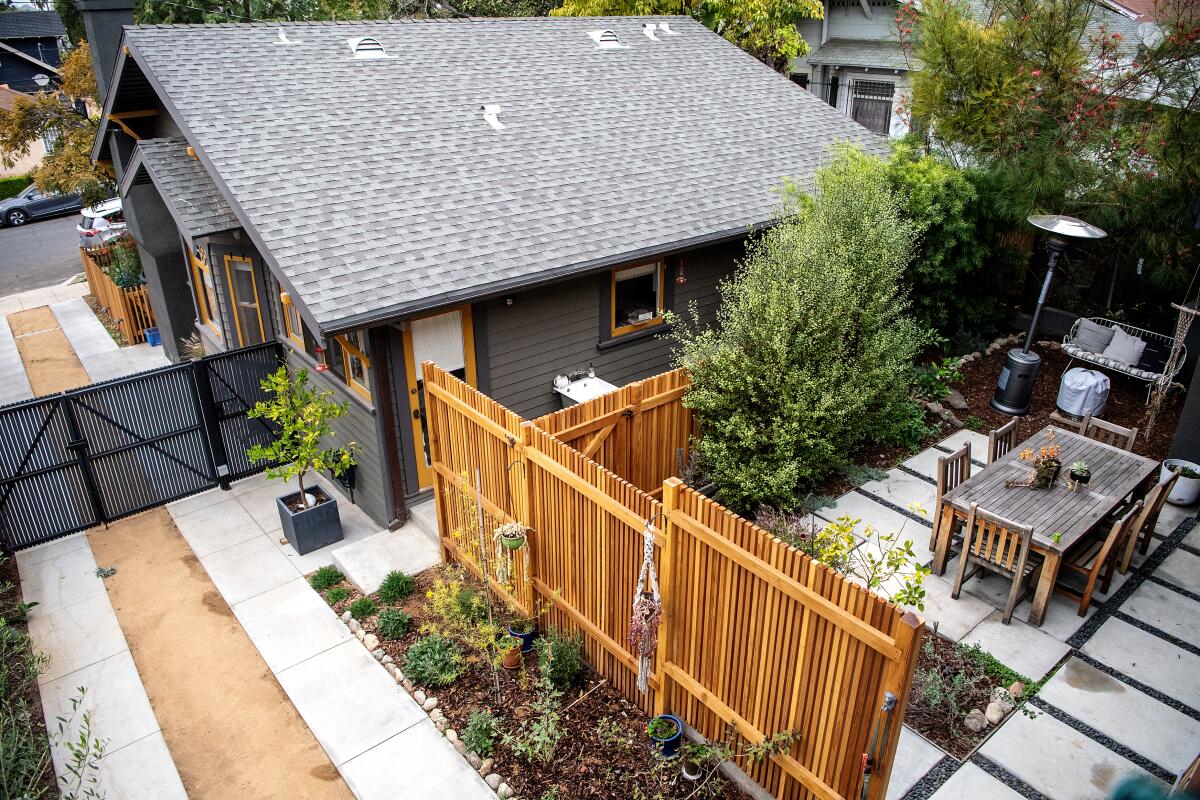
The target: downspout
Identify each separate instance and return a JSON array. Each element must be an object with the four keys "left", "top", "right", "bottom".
[{"left": 821, "top": 0, "right": 830, "bottom": 44}]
